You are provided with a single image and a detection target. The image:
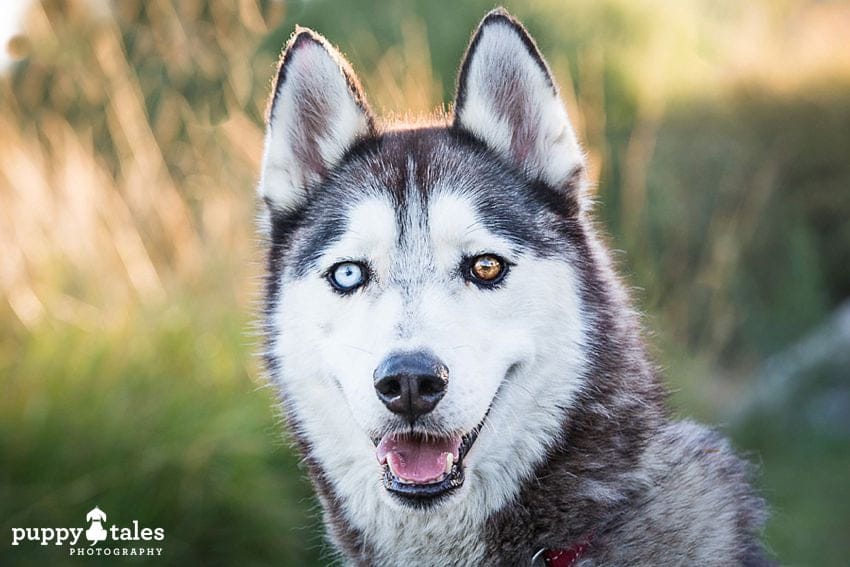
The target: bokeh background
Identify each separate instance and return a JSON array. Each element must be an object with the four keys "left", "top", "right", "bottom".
[{"left": 2, "top": 0, "right": 849, "bottom": 565}]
